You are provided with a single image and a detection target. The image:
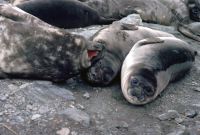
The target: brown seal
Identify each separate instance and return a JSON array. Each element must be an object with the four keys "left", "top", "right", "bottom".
[
  {"left": 121, "top": 37, "right": 197, "bottom": 105},
  {"left": 0, "top": 4, "right": 101, "bottom": 82}
]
